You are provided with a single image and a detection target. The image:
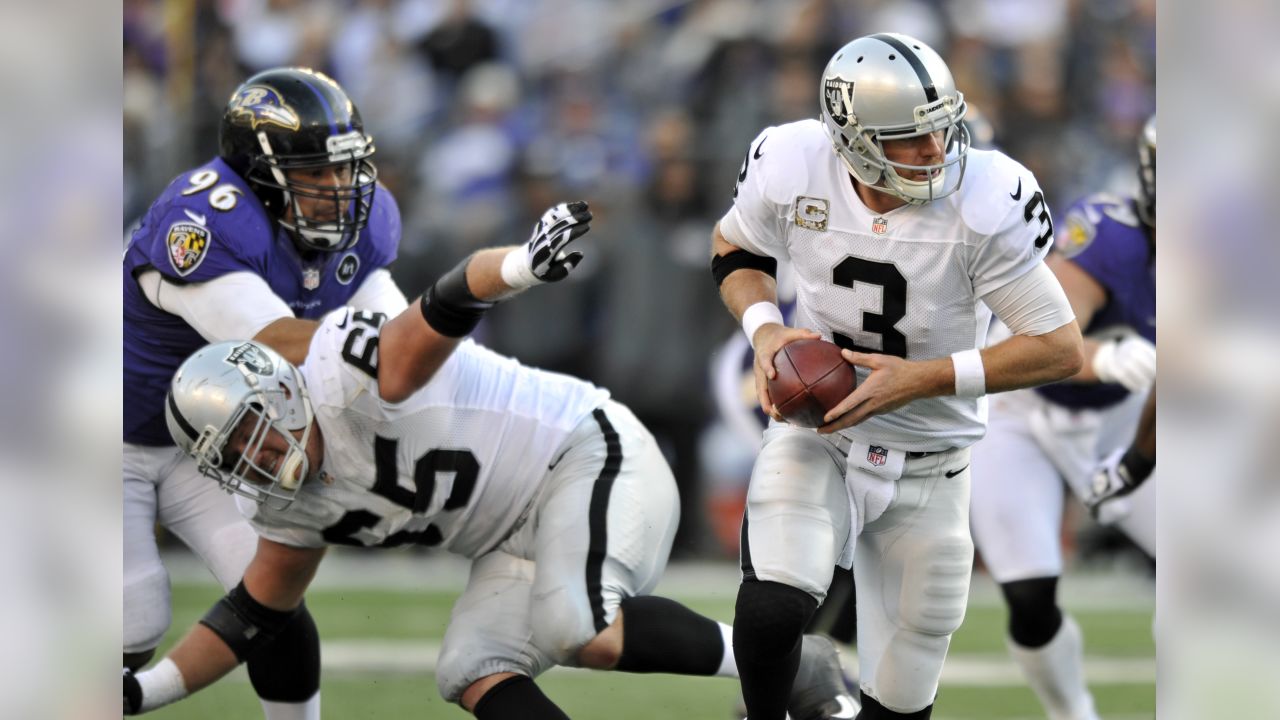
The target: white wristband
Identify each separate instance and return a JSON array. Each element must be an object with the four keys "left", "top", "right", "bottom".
[
  {"left": 951, "top": 348, "right": 986, "bottom": 398},
  {"left": 500, "top": 247, "right": 539, "bottom": 291},
  {"left": 138, "top": 658, "right": 189, "bottom": 712},
  {"left": 742, "top": 302, "right": 785, "bottom": 349}
]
